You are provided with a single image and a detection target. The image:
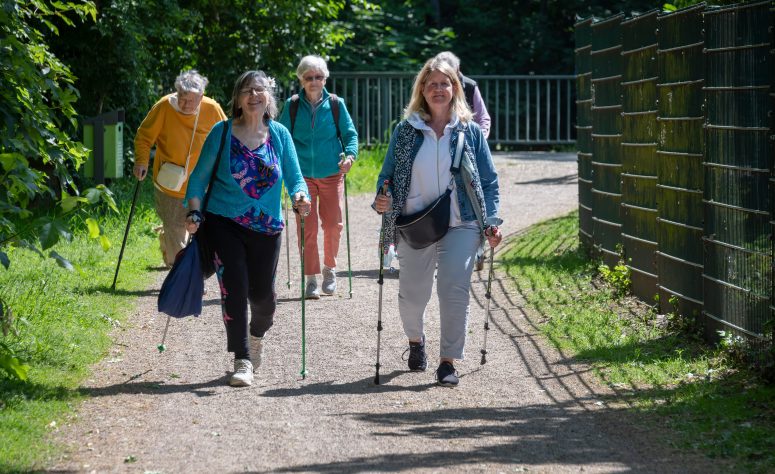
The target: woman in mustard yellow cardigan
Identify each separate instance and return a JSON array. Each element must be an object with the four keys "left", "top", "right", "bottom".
[{"left": 133, "top": 70, "right": 227, "bottom": 266}]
